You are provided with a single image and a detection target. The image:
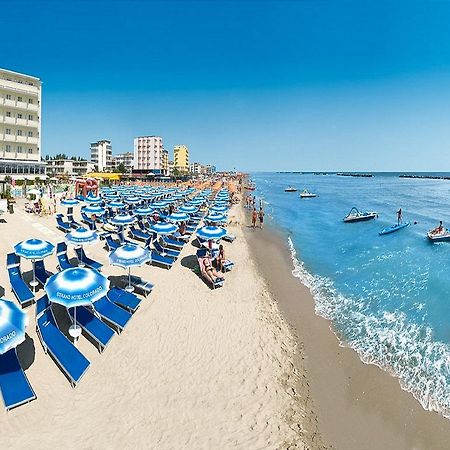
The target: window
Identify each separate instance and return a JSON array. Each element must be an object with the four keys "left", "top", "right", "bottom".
[
  {"left": 17, "top": 96, "right": 22, "bottom": 102},
  {"left": 28, "top": 148, "right": 33, "bottom": 154},
  {"left": 17, "top": 146, "right": 23, "bottom": 153},
  {"left": 6, "top": 94, "right": 11, "bottom": 100},
  {"left": 17, "top": 113, "right": 22, "bottom": 119},
  {"left": 5, "top": 129, "right": 11, "bottom": 134},
  {"left": 5, "top": 145, "right": 11, "bottom": 152},
  {"left": 6, "top": 111, "right": 11, "bottom": 117},
  {"left": 17, "top": 130, "right": 23, "bottom": 136},
  {"left": 28, "top": 114, "right": 33, "bottom": 120},
  {"left": 28, "top": 98, "right": 33, "bottom": 104},
  {"left": 28, "top": 131, "right": 33, "bottom": 137}
]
